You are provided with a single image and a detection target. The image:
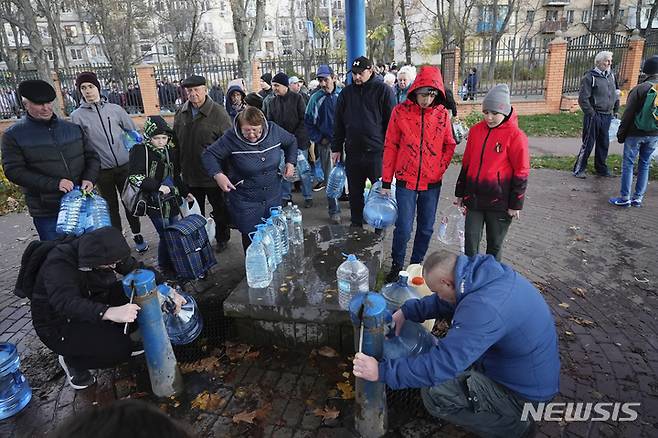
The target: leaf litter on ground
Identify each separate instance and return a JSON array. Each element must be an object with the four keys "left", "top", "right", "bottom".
[
  {"left": 191, "top": 391, "right": 226, "bottom": 411},
  {"left": 313, "top": 406, "right": 340, "bottom": 421}
]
